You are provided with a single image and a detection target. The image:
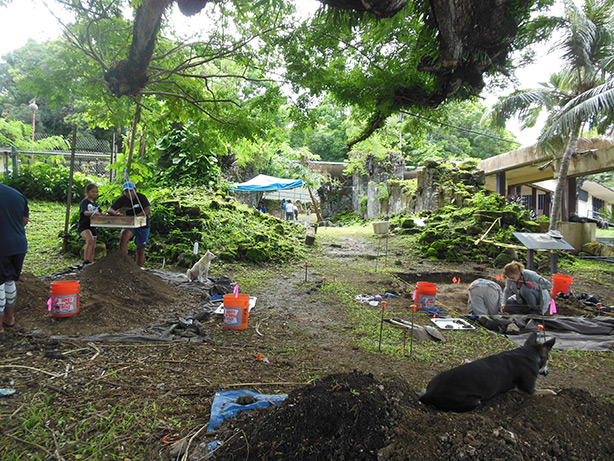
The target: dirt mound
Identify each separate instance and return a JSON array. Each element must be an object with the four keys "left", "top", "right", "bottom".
[
  {"left": 14, "top": 252, "right": 204, "bottom": 336},
  {"left": 209, "top": 371, "right": 614, "bottom": 461}
]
